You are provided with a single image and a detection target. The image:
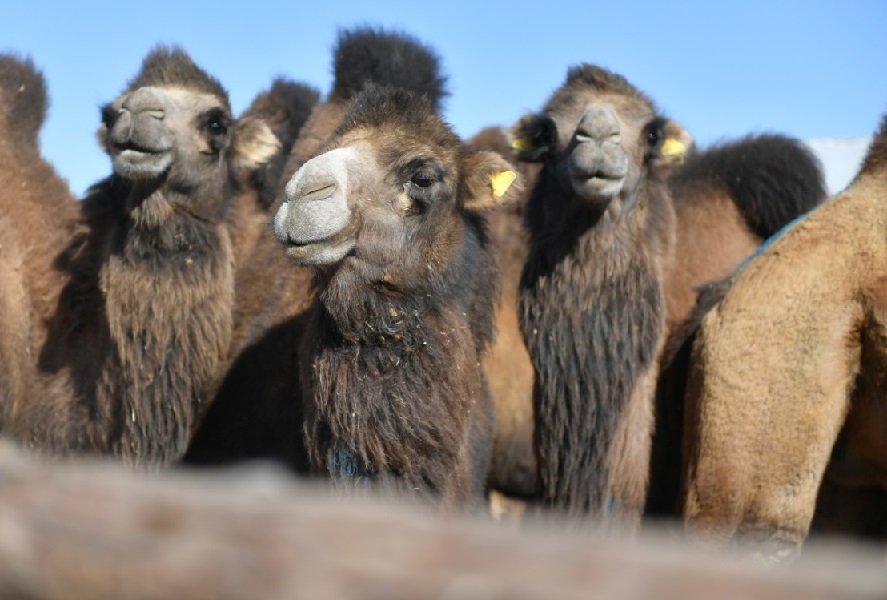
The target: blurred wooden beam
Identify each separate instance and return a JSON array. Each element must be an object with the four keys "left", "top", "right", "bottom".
[{"left": 0, "top": 443, "right": 882, "bottom": 599}]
